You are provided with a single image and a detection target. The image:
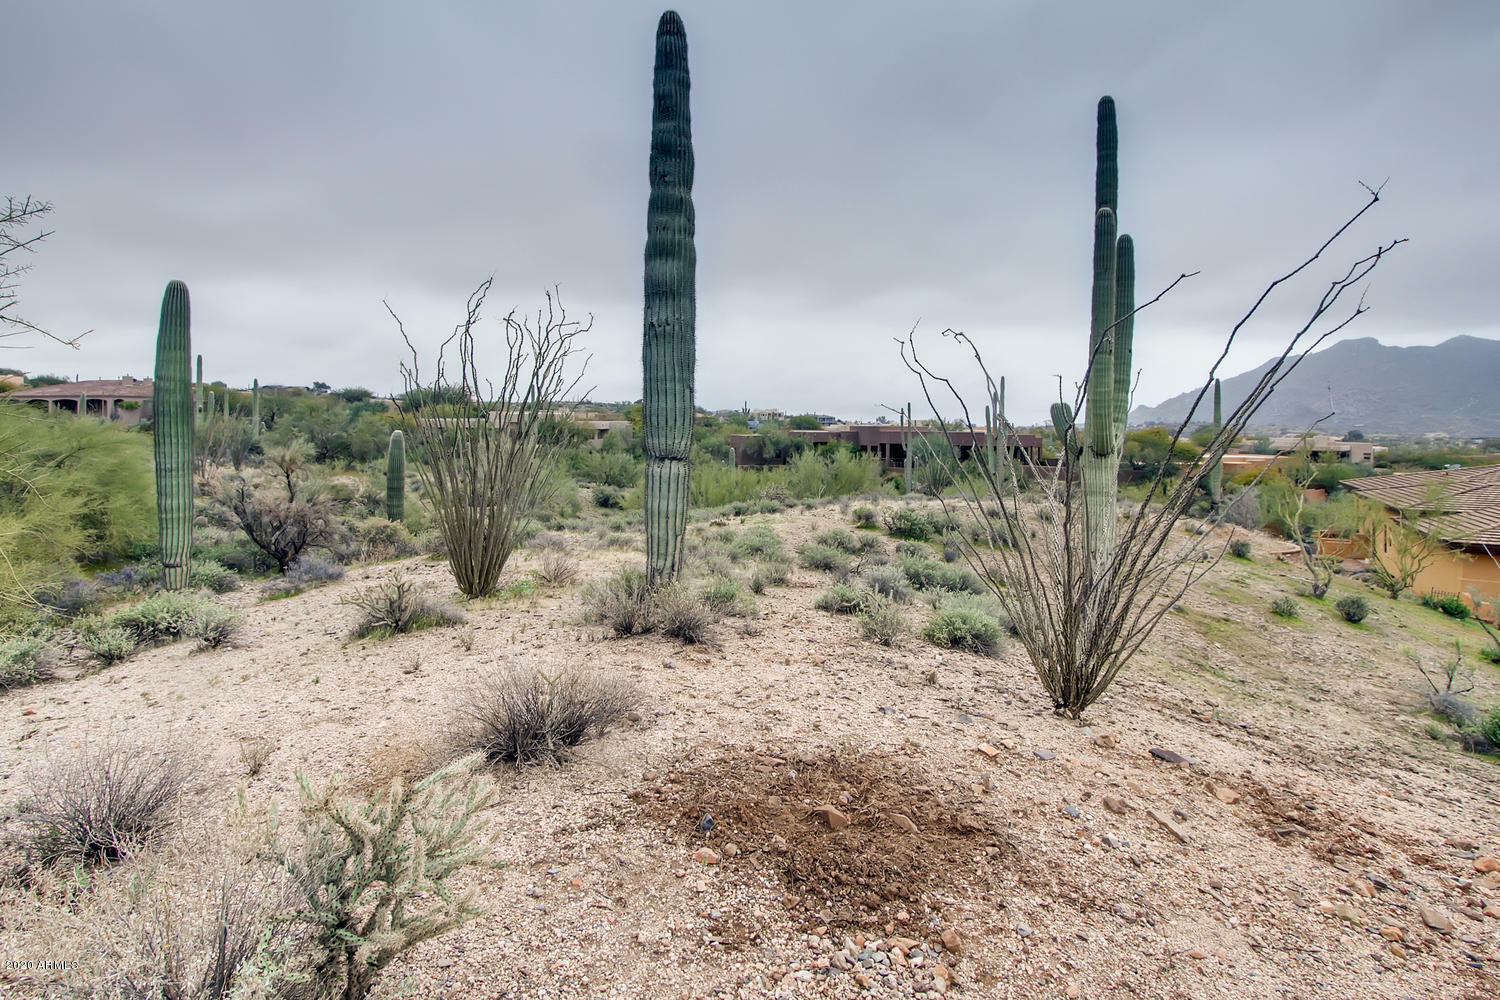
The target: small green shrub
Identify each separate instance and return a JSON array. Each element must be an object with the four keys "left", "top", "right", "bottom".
[
  {"left": 84, "top": 591, "right": 239, "bottom": 656},
  {"left": 813, "top": 529, "right": 863, "bottom": 554},
  {"left": 700, "top": 577, "right": 754, "bottom": 617},
  {"left": 755, "top": 556, "right": 793, "bottom": 588},
  {"left": 82, "top": 624, "right": 137, "bottom": 663},
  {"left": 1481, "top": 646, "right": 1500, "bottom": 665},
  {"left": 860, "top": 565, "right": 913, "bottom": 604},
  {"left": 343, "top": 573, "right": 465, "bottom": 638},
  {"left": 188, "top": 559, "right": 240, "bottom": 593},
  {"left": 0, "top": 634, "right": 56, "bottom": 689},
  {"left": 856, "top": 599, "right": 906, "bottom": 646},
  {"left": 496, "top": 578, "right": 537, "bottom": 600},
  {"left": 1227, "top": 538, "right": 1252, "bottom": 560},
  {"left": 898, "top": 554, "right": 984, "bottom": 595},
  {"left": 815, "top": 584, "right": 873, "bottom": 615},
  {"left": 851, "top": 505, "right": 877, "bottom": 528},
  {"left": 921, "top": 595, "right": 1004, "bottom": 656},
  {"left": 729, "top": 525, "right": 785, "bottom": 562},
  {"left": 1422, "top": 593, "right": 1472, "bottom": 620},
  {"left": 1482, "top": 705, "right": 1500, "bottom": 747},
  {"left": 1271, "top": 596, "right": 1299, "bottom": 619},
  {"left": 882, "top": 507, "right": 932, "bottom": 541},
  {"left": 593, "top": 485, "right": 625, "bottom": 509},
  {"left": 353, "top": 517, "right": 421, "bottom": 562},
  {"left": 799, "top": 543, "right": 850, "bottom": 575},
  {"left": 583, "top": 568, "right": 654, "bottom": 637},
  {"left": 1336, "top": 595, "right": 1370, "bottom": 624}
]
